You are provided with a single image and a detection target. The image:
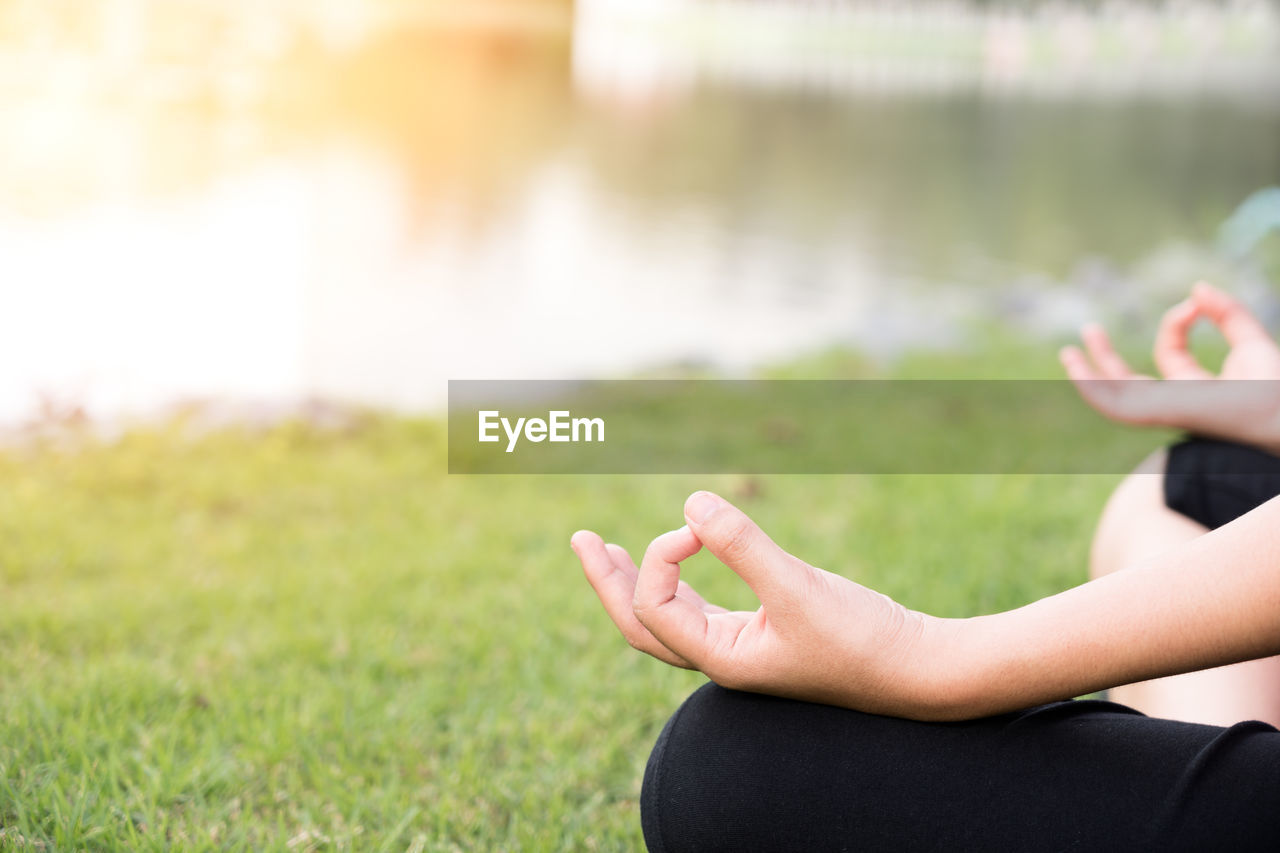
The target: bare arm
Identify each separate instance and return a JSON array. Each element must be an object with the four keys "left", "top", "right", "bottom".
[
  {"left": 937, "top": 494, "right": 1280, "bottom": 718},
  {"left": 575, "top": 491, "right": 1280, "bottom": 722},
  {"left": 575, "top": 286, "right": 1280, "bottom": 721}
]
